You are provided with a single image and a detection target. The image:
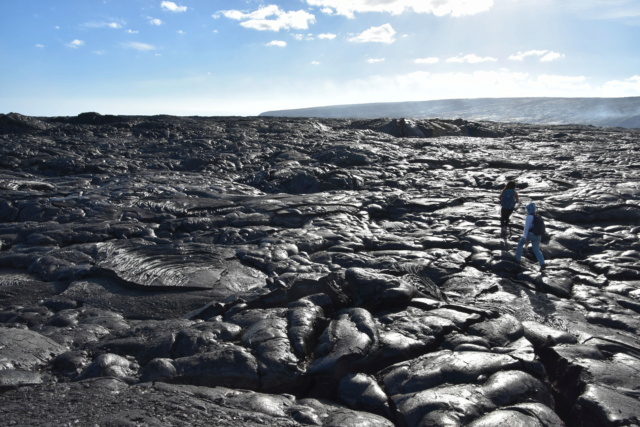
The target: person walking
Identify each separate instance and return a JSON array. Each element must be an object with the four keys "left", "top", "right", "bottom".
[
  {"left": 515, "top": 202, "right": 546, "bottom": 269},
  {"left": 499, "top": 181, "right": 519, "bottom": 227}
]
